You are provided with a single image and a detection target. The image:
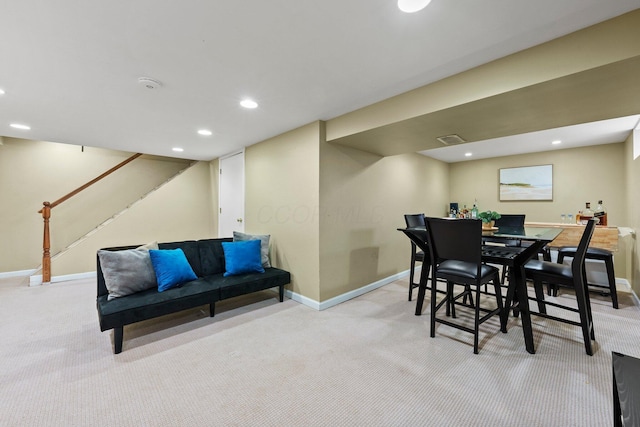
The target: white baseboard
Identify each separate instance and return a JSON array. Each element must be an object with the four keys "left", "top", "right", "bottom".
[
  {"left": 0, "top": 269, "right": 38, "bottom": 279},
  {"left": 285, "top": 268, "right": 412, "bottom": 311},
  {"left": 29, "top": 271, "right": 96, "bottom": 286},
  {"left": 617, "top": 278, "right": 640, "bottom": 308}
]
